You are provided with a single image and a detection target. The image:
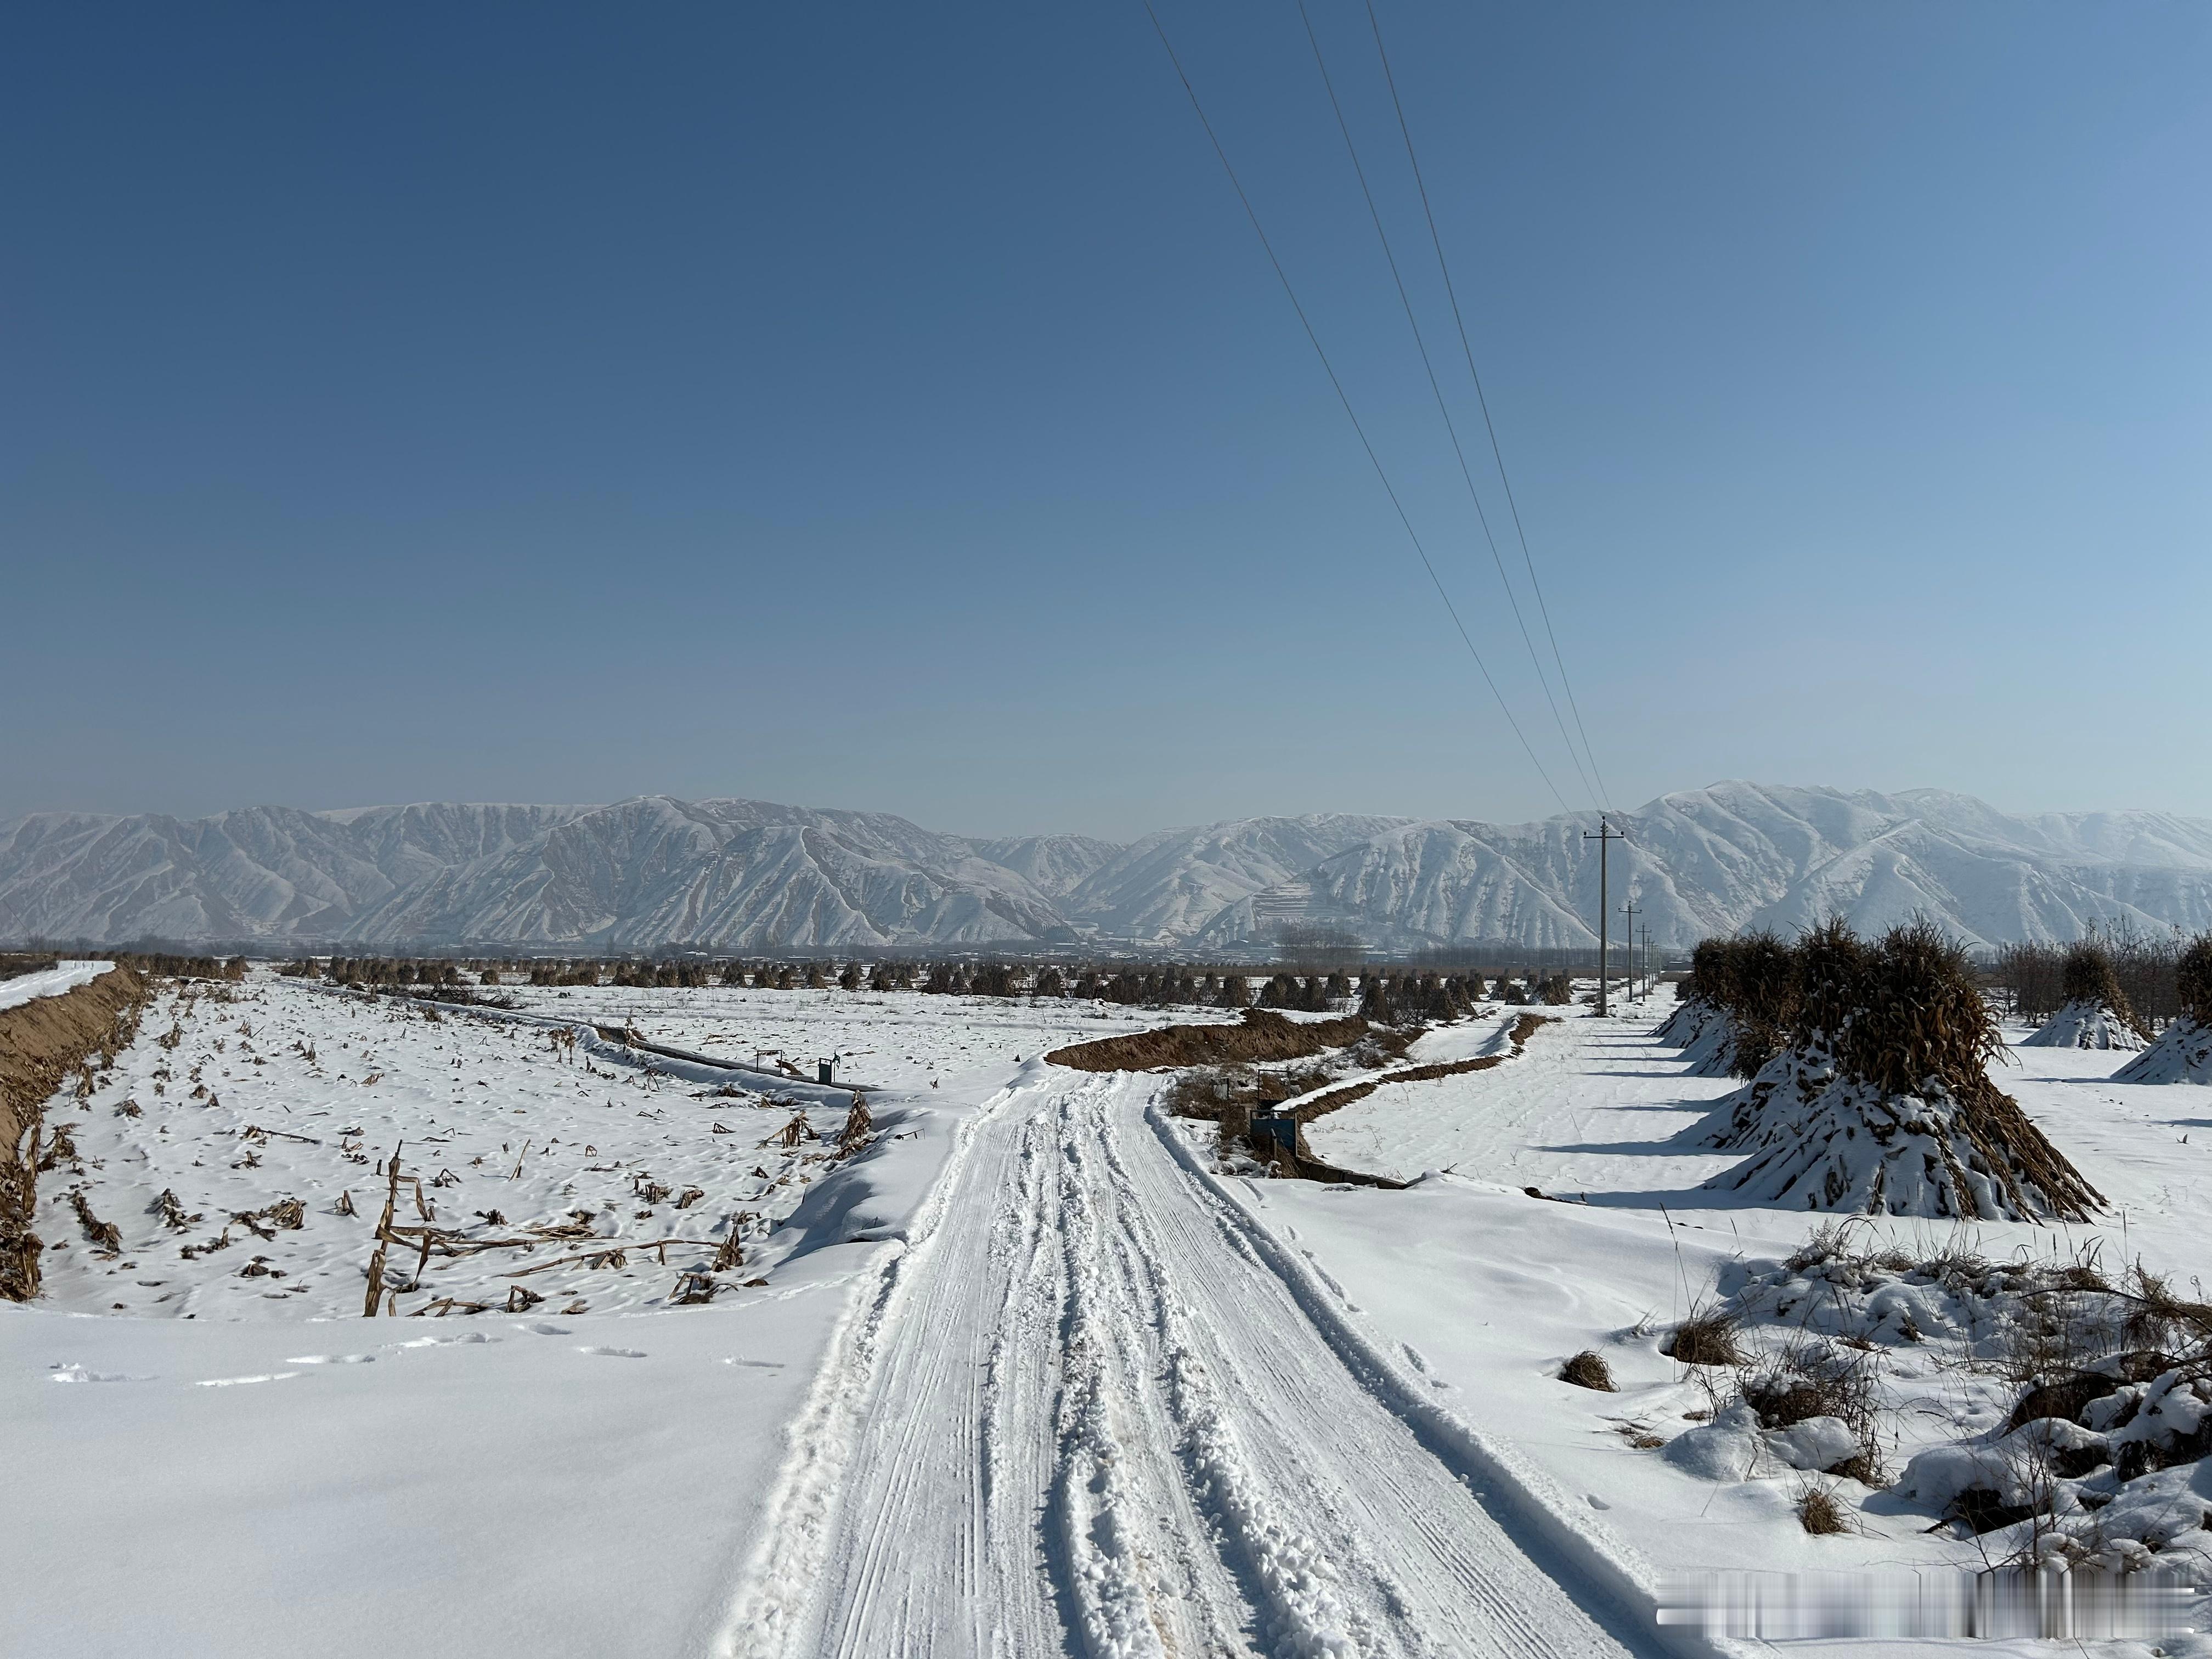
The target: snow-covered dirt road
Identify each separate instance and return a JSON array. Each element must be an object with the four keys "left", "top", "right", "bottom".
[{"left": 725, "top": 1065, "right": 1655, "bottom": 1659}]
